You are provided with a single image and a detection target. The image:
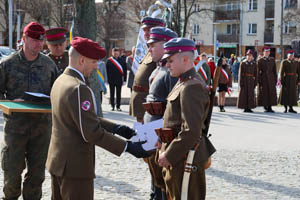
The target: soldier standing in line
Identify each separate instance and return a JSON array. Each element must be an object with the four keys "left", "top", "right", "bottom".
[
  {"left": 157, "top": 38, "right": 211, "bottom": 200},
  {"left": 257, "top": 46, "right": 278, "bottom": 112},
  {"left": 143, "top": 27, "right": 178, "bottom": 200},
  {"left": 45, "top": 27, "right": 69, "bottom": 75},
  {"left": 129, "top": 17, "right": 165, "bottom": 123},
  {"left": 237, "top": 50, "right": 257, "bottom": 112},
  {"left": 47, "top": 37, "right": 149, "bottom": 200},
  {"left": 278, "top": 50, "right": 300, "bottom": 113},
  {"left": 0, "top": 22, "right": 58, "bottom": 200}
]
